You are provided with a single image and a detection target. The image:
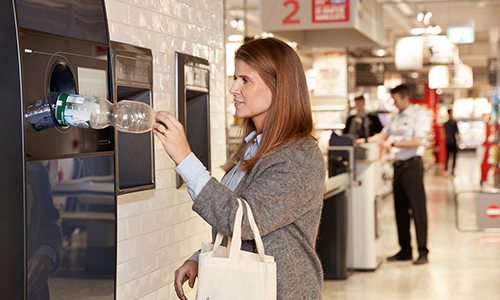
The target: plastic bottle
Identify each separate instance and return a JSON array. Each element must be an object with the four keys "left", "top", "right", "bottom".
[
  {"left": 25, "top": 93, "right": 60, "bottom": 131},
  {"left": 26, "top": 92, "right": 156, "bottom": 133}
]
